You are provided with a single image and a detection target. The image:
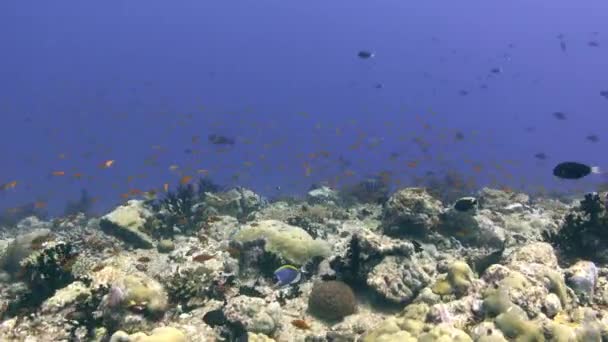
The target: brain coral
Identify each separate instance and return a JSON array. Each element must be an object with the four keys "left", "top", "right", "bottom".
[{"left": 308, "top": 280, "right": 357, "bottom": 321}]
